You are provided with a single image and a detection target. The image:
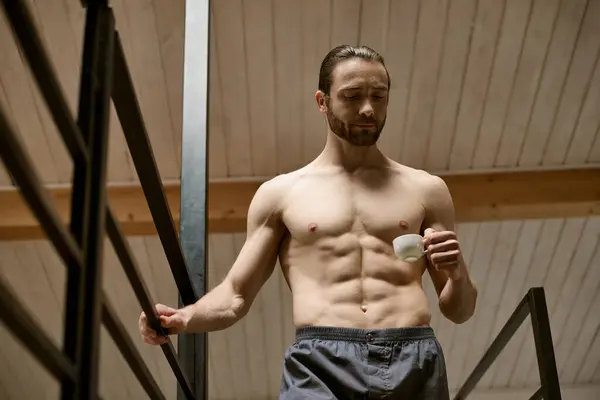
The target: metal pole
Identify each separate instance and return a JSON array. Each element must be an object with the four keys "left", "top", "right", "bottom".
[
  {"left": 179, "top": 0, "right": 210, "bottom": 399},
  {"left": 75, "top": 1, "right": 115, "bottom": 398},
  {"left": 528, "top": 287, "right": 562, "bottom": 400}
]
